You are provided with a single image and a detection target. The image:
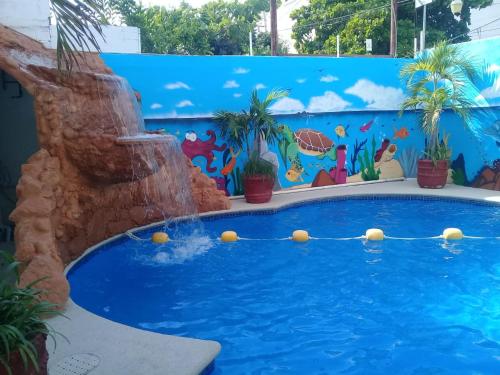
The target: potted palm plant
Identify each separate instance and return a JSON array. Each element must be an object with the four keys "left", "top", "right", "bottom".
[
  {"left": 400, "top": 41, "right": 480, "bottom": 188},
  {"left": 0, "top": 252, "right": 60, "bottom": 375},
  {"left": 215, "top": 89, "right": 287, "bottom": 203}
]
